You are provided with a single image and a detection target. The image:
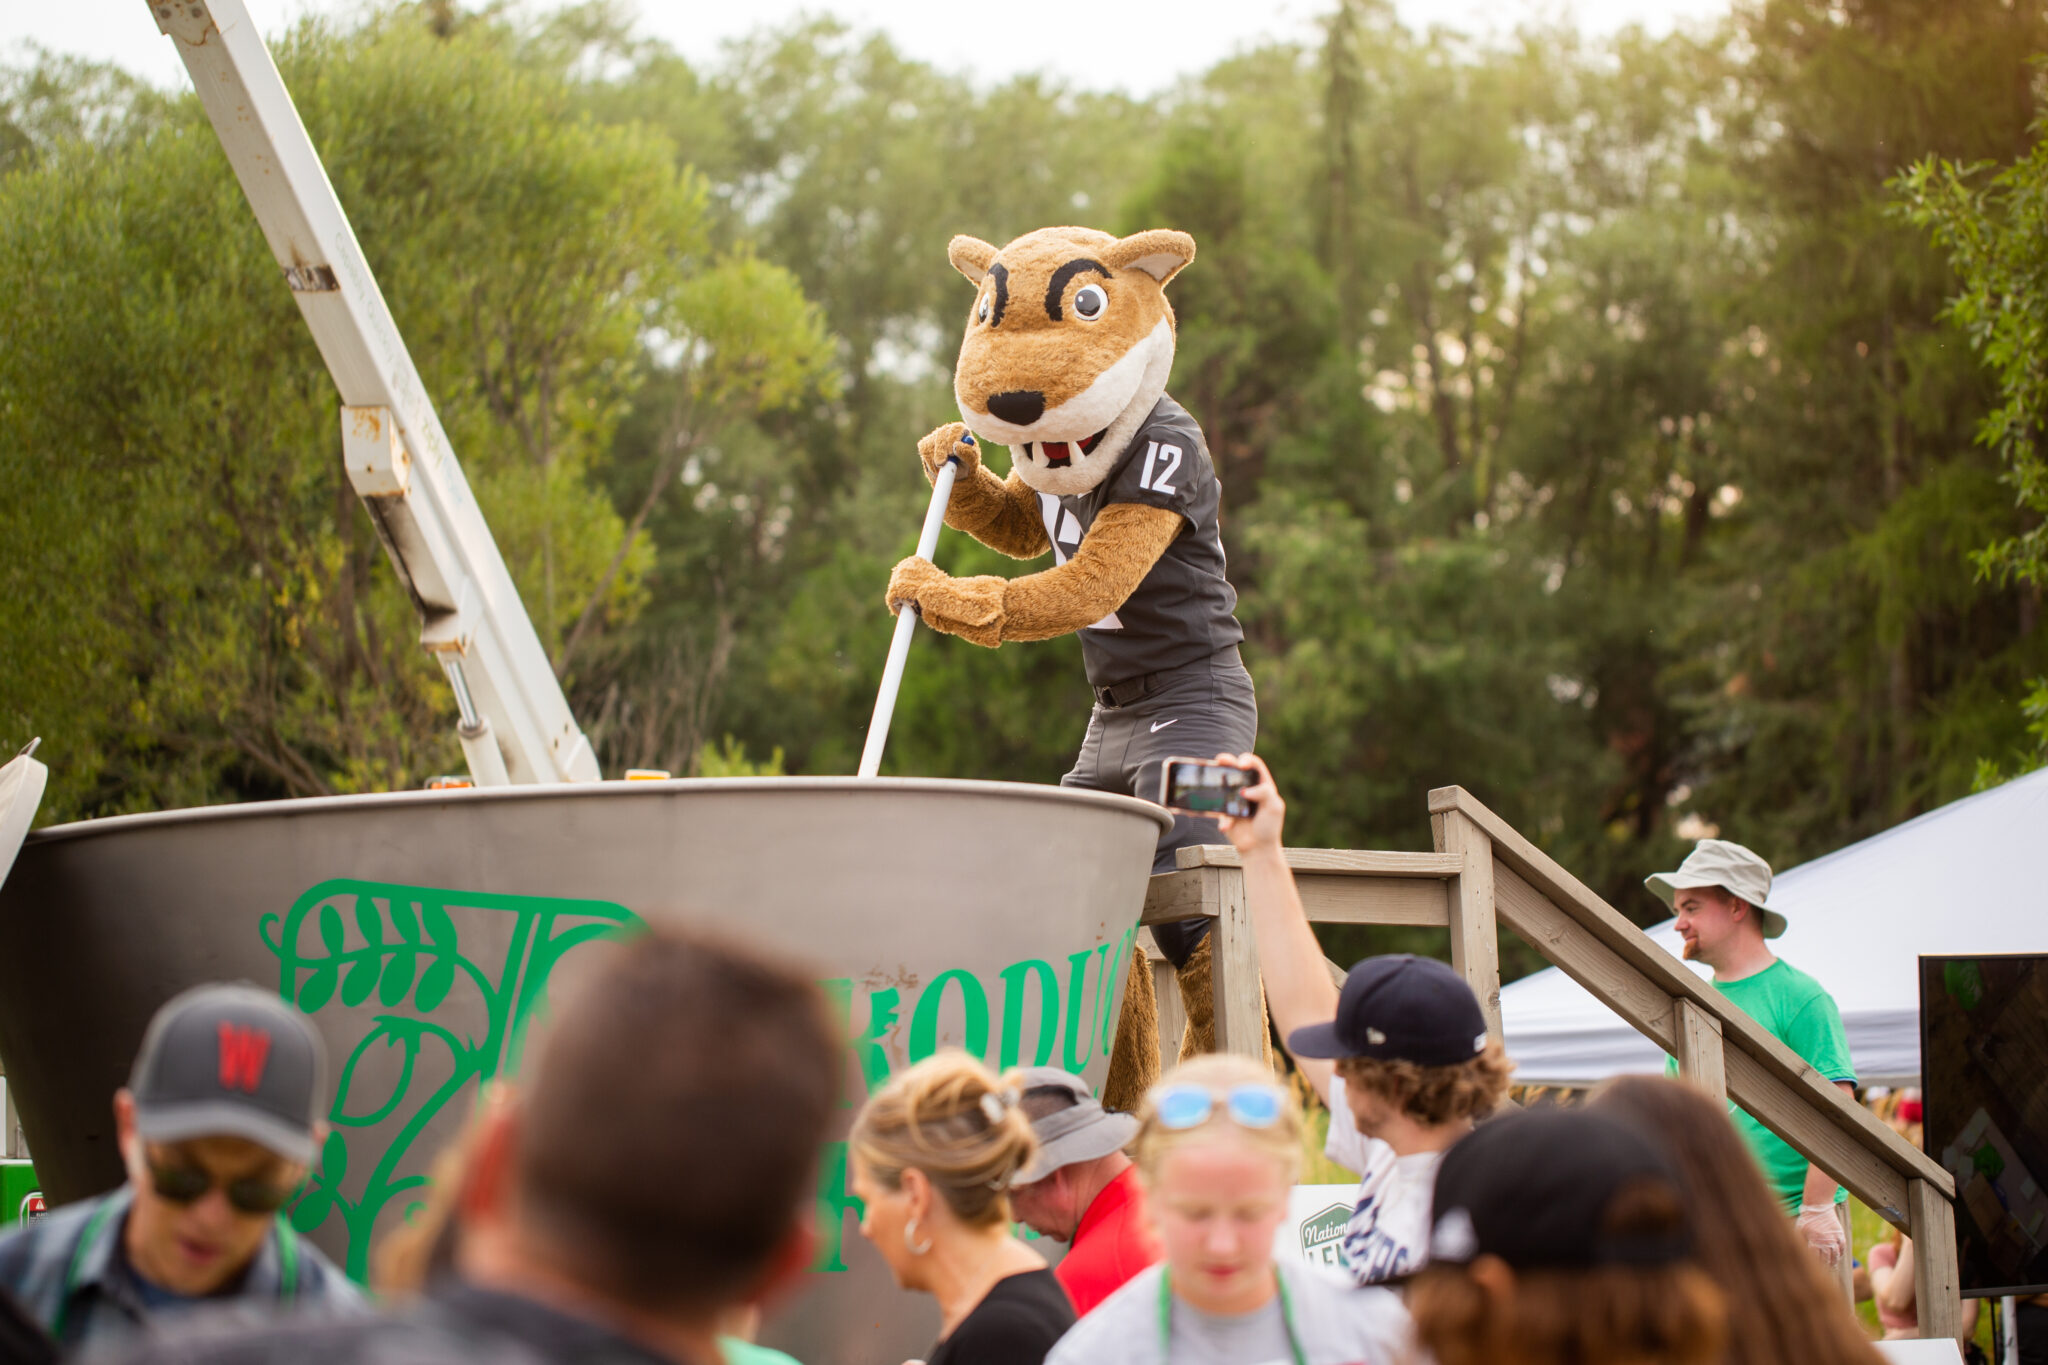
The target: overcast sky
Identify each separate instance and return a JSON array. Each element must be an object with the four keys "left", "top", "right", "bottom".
[{"left": 8, "top": 0, "right": 1729, "bottom": 97}]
